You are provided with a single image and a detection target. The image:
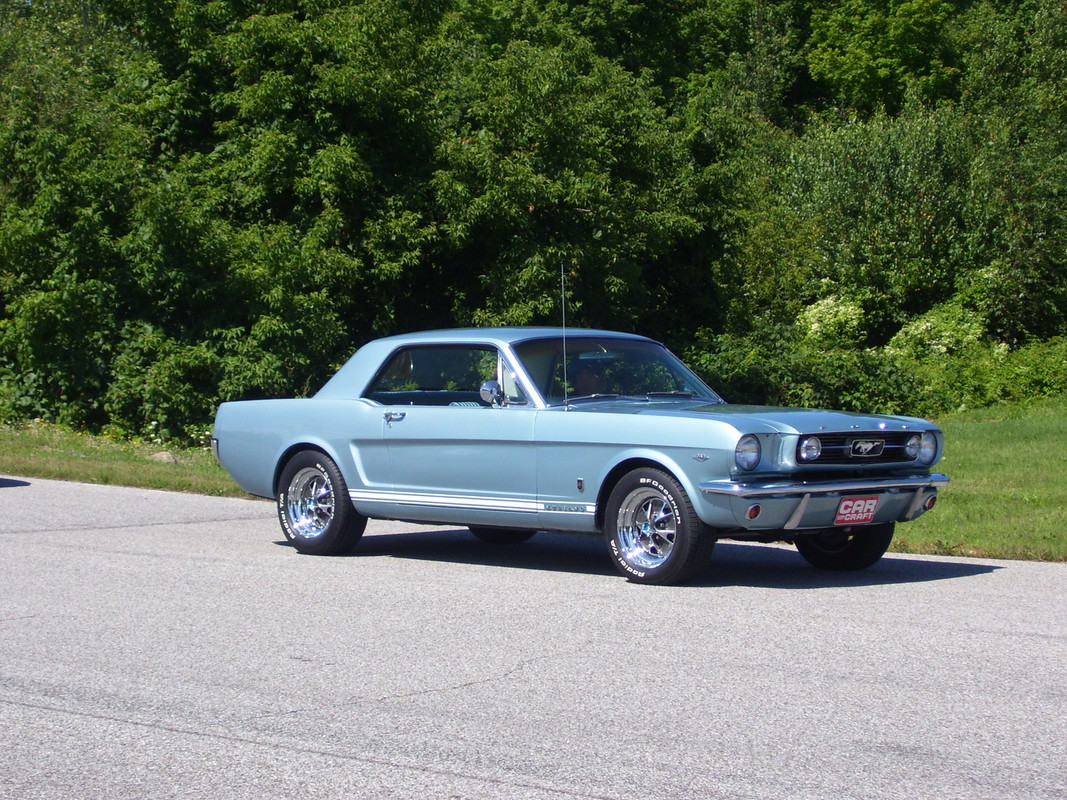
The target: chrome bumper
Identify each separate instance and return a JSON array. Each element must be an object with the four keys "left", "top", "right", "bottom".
[
  {"left": 700, "top": 473, "right": 949, "bottom": 530},
  {"left": 699, "top": 473, "right": 949, "bottom": 498}
]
